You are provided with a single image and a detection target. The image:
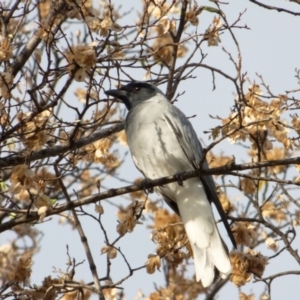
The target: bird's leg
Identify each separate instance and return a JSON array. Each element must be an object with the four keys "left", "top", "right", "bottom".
[
  {"left": 142, "top": 178, "right": 154, "bottom": 194},
  {"left": 174, "top": 171, "right": 185, "bottom": 187}
]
